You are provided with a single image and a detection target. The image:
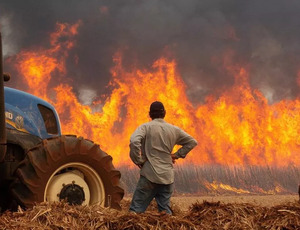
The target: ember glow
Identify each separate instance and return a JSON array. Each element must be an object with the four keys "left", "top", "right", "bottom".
[{"left": 11, "top": 22, "right": 300, "bottom": 167}]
